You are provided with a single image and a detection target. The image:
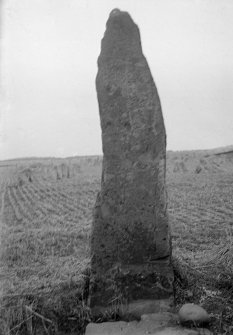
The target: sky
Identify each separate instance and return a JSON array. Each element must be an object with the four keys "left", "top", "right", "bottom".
[{"left": 0, "top": 0, "right": 233, "bottom": 159}]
